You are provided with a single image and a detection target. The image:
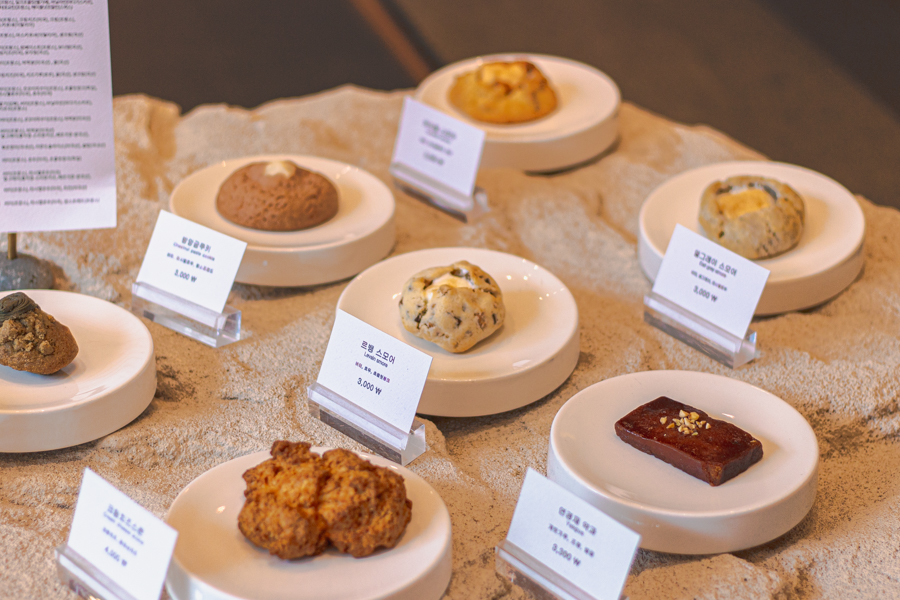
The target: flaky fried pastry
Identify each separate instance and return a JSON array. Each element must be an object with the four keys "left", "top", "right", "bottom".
[{"left": 319, "top": 449, "right": 412, "bottom": 557}]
